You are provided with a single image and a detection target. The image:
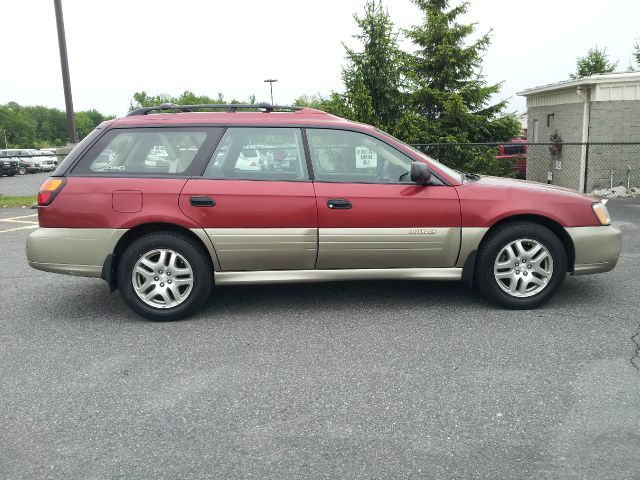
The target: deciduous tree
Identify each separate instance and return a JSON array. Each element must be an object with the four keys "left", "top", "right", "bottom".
[{"left": 570, "top": 46, "right": 618, "bottom": 79}]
